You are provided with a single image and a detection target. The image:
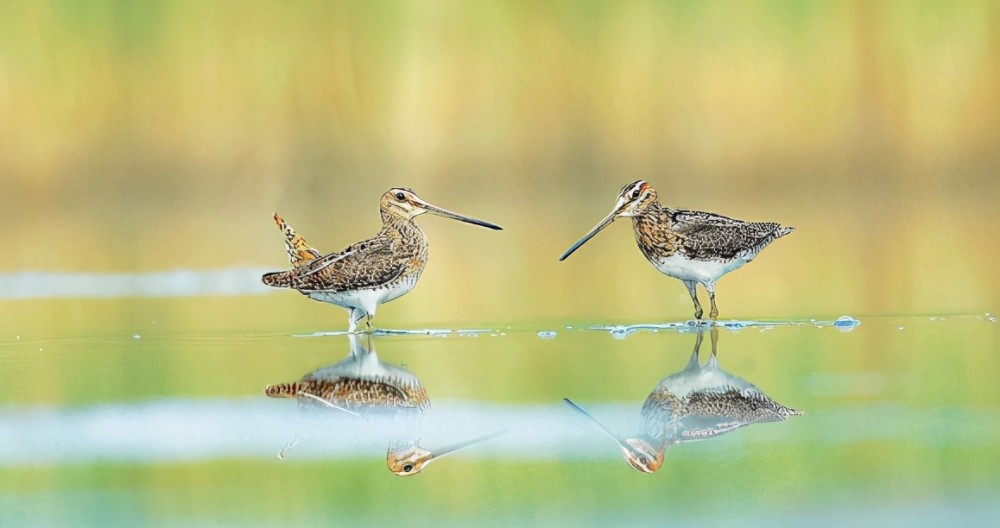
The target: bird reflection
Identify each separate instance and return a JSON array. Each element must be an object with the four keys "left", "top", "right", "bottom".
[
  {"left": 265, "top": 334, "right": 497, "bottom": 475},
  {"left": 564, "top": 328, "right": 803, "bottom": 473}
]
